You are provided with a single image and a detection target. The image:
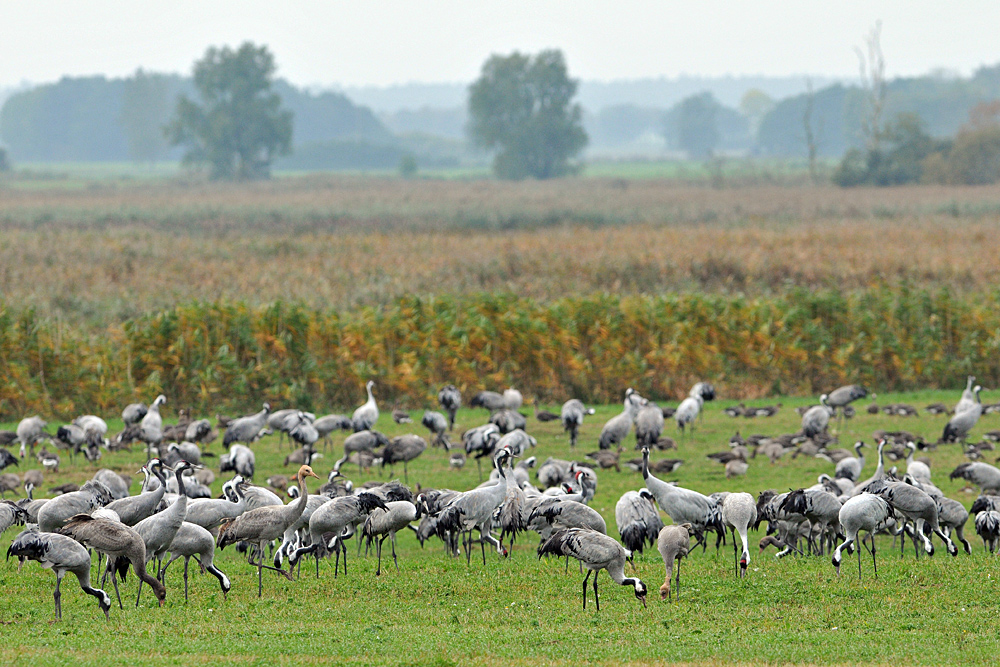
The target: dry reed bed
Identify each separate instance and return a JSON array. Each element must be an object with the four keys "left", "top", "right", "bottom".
[{"left": 3, "top": 214, "right": 1000, "bottom": 324}]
